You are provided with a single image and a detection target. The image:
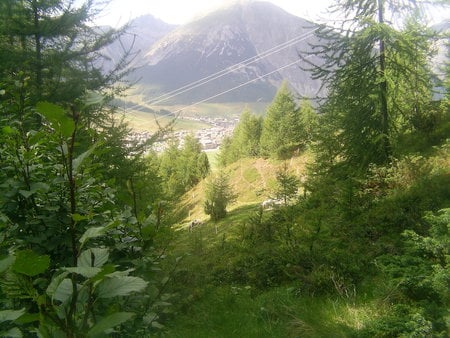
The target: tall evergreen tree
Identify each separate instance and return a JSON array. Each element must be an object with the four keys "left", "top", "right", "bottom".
[
  {"left": 218, "top": 108, "right": 262, "bottom": 165},
  {"left": 0, "top": 0, "right": 128, "bottom": 107},
  {"left": 159, "top": 135, "right": 210, "bottom": 197},
  {"left": 204, "top": 172, "right": 237, "bottom": 221},
  {"left": 308, "top": 0, "right": 441, "bottom": 170},
  {"left": 260, "top": 82, "right": 300, "bottom": 159}
]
